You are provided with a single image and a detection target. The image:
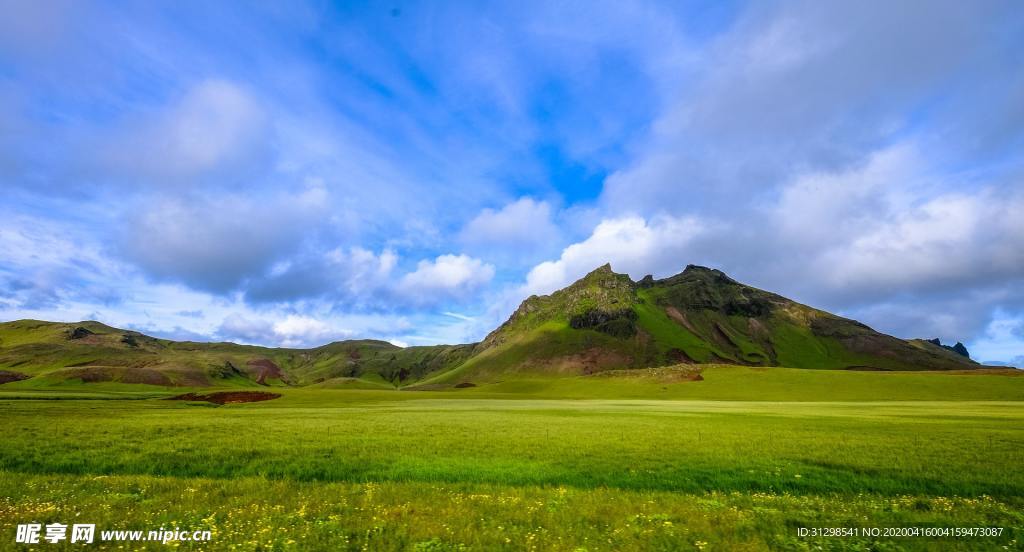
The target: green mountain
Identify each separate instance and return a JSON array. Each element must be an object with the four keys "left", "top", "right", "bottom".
[
  {"left": 0, "top": 264, "right": 980, "bottom": 389},
  {"left": 426, "top": 264, "right": 977, "bottom": 384}
]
